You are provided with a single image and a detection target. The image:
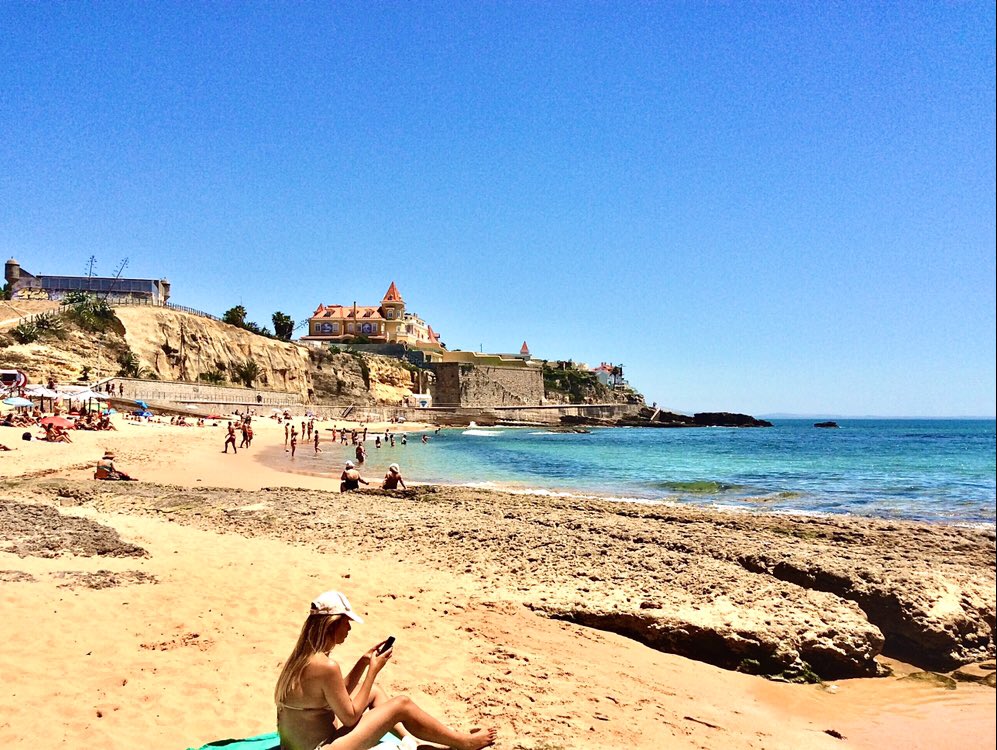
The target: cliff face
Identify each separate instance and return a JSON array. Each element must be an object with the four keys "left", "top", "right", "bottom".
[
  {"left": 2, "top": 306, "right": 419, "bottom": 405},
  {"left": 115, "top": 308, "right": 312, "bottom": 395}
]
